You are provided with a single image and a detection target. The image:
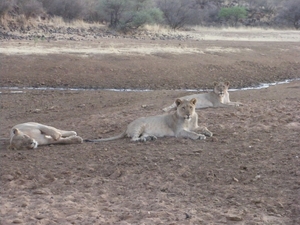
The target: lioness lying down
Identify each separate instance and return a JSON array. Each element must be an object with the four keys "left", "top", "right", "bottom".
[
  {"left": 87, "top": 98, "right": 212, "bottom": 142},
  {"left": 9, "top": 122, "right": 83, "bottom": 150},
  {"left": 163, "top": 81, "right": 242, "bottom": 112}
]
